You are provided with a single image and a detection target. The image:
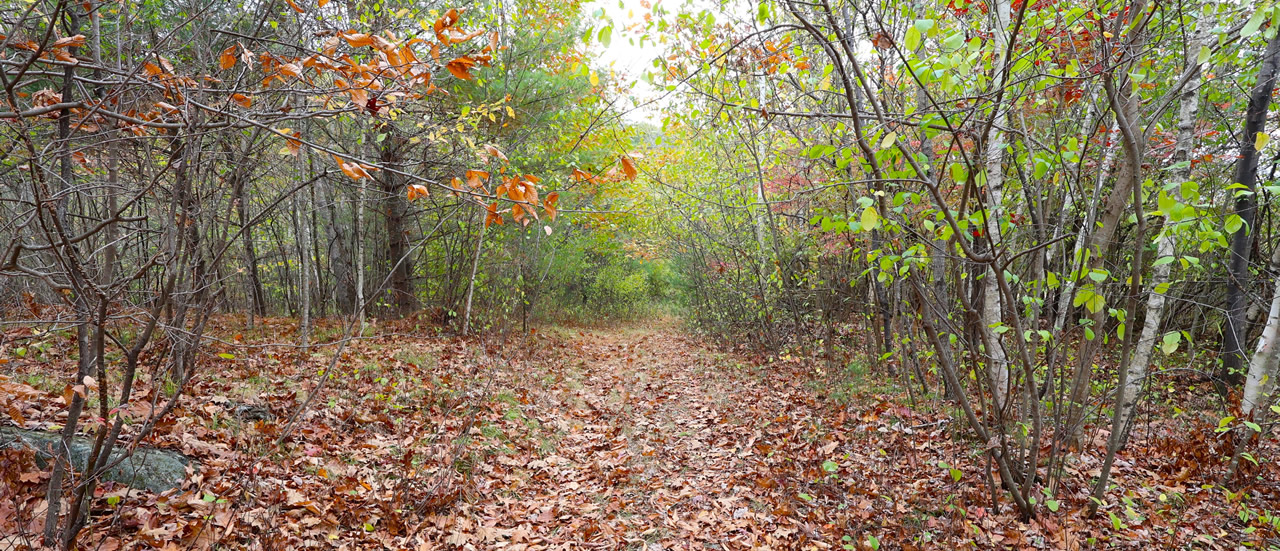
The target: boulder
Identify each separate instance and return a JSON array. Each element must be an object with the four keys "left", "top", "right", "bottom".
[{"left": 0, "top": 426, "right": 192, "bottom": 493}]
